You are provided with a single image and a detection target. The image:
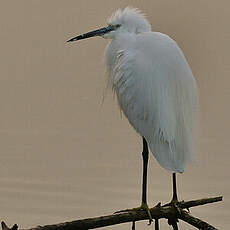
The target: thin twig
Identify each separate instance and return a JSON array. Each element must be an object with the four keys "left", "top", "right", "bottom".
[
  {"left": 179, "top": 196, "right": 223, "bottom": 209},
  {"left": 155, "top": 219, "right": 159, "bottom": 230},
  {"left": 132, "top": 221, "right": 135, "bottom": 230}
]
